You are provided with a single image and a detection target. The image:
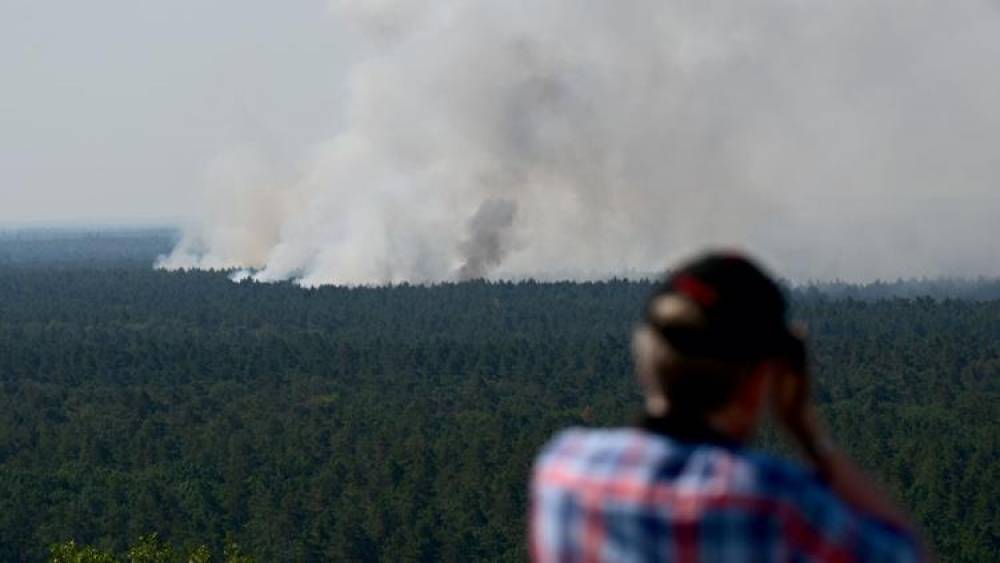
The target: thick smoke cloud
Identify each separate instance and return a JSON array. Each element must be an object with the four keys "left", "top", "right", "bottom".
[{"left": 159, "top": 0, "right": 1000, "bottom": 284}]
